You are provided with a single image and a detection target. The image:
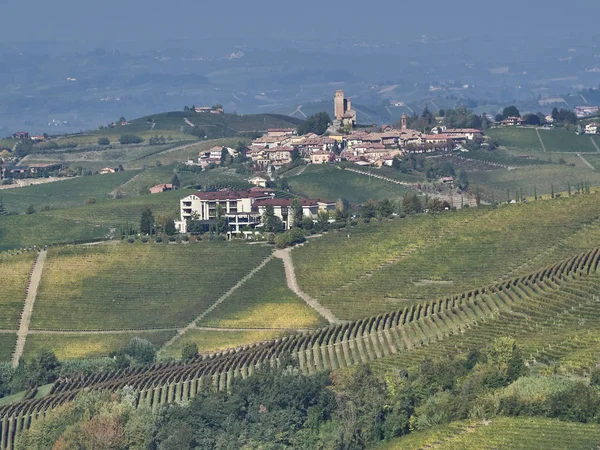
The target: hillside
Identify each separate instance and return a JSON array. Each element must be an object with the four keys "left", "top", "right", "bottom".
[{"left": 95, "top": 111, "right": 304, "bottom": 138}]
